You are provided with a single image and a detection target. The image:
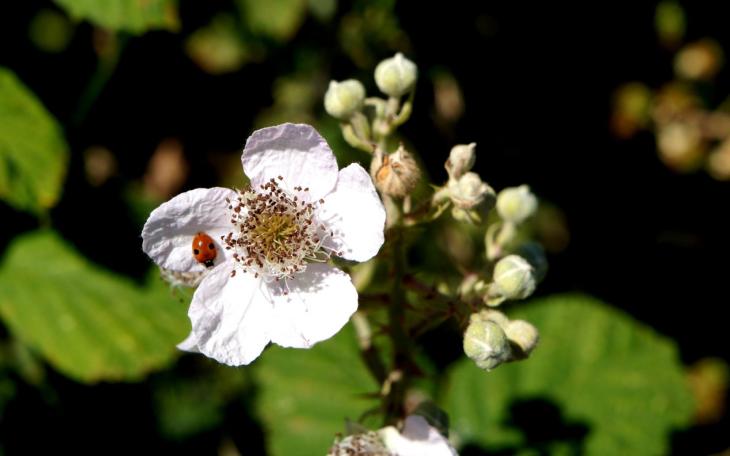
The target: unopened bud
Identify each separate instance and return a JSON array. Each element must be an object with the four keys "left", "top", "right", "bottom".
[
  {"left": 370, "top": 145, "right": 420, "bottom": 197},
  {"left": 487, "top": 255, "right": 536, "bottom": 306},
  {"left": 324, "top": 79, "right": 366, "bottom": 120},
  {"left": 505, "top": 320, "right": 539, "bottom": 357},
  {"left": 374, "top": 53, "right": 418, "bottom": 98},
  {"left": 674, "top": 39, "right": 723, "bottom": 81},
  {"left": 657, "top": 122, "right": 704, "bottom": 171},
  {"left": 463, "top": 312, "right": 512, "bottom": 371},
  {"left": 445, "top": 143, "right": 476, "bottom": 180},
  {"left": 496, "top": 185, "right": 537, "bottom": 224},
  {"left": 447, "top": 172, "right": 495, "bottom": 210}
]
